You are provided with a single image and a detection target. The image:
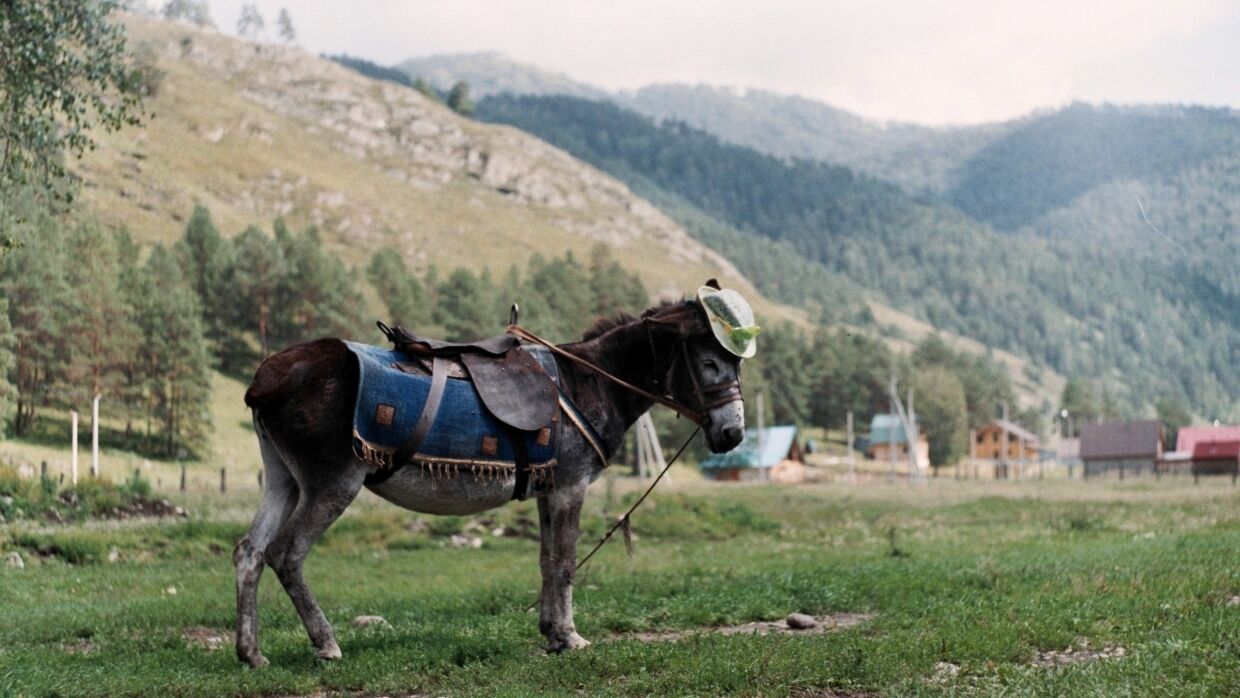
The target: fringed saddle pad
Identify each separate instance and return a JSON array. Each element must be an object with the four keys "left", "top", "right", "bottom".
[{"left": 345, "top": 341, "right": 559, "bottom": 482}]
